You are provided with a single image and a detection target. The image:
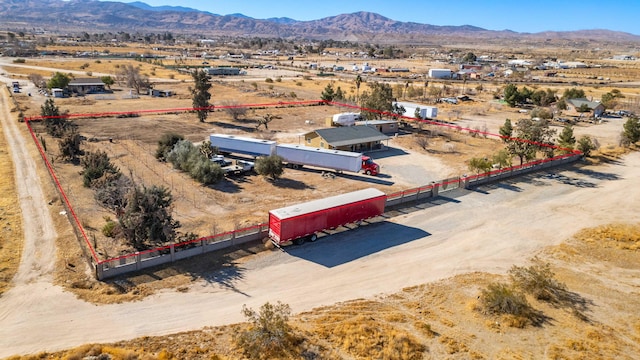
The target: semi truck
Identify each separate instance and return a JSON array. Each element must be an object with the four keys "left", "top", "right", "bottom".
[
  {"left": 209, "top": 134, "right": 380, "bottom": 175},
  {"left": 268, "top": 188, "right": 387, "bottom": 245},
  {"left": 275, "top": 144, "right": 378, "bottom": 175}
]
